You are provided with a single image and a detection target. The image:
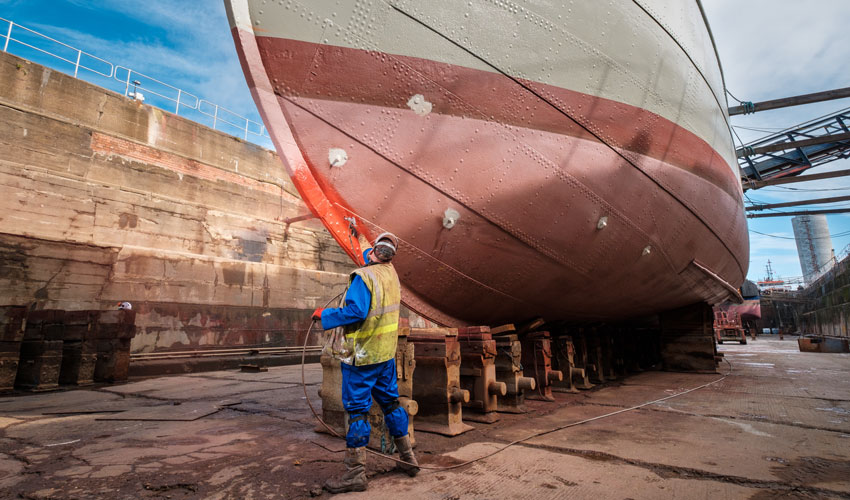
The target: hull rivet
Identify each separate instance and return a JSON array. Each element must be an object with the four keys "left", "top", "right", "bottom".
[
  {"left": 328, "top": 148, "right": 348, "bottom": 167},
  {"left": 443, "top": 208, "right": 460, "bottom": 229}
]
